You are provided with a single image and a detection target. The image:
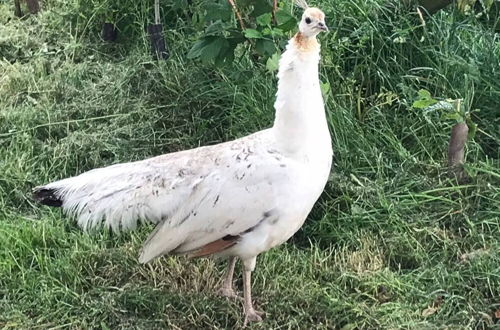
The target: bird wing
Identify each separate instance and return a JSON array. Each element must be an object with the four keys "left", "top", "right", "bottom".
[
  {"left": 41, "top": 130, "right": 294, "bottom": 262},
  {"left": 137, "top": 131, "right": 295, "bottom": 263}
]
